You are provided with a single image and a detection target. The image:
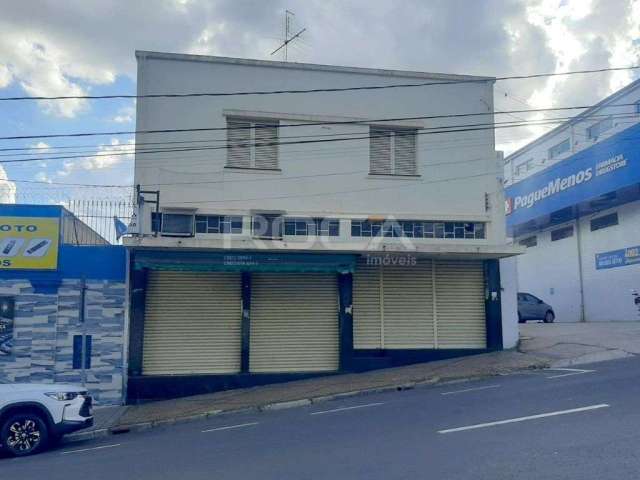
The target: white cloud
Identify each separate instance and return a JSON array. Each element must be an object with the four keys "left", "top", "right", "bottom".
[
  {"left": 30, "top": 141, "right": 50, "bottom": 153},
  {"left": 34, "top": 171, "right": 51, "bottom": 183},
  {"left": 0, "top": 167, "right": 16, "bottom": 203},
  {"left": 57, "top": 138, "right": 135, "bottom": 177},
  {"left": 112, "top": 104, "right": 135, "bottom": 124},
  {"left": 0, "top": 64, "right": 11, "bottom": 88}
]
